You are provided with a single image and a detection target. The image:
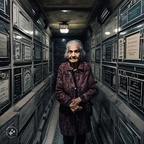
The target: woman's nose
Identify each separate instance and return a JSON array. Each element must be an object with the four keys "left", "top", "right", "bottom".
[{"left": 71, "top": 52, "right": 75, "bottom": 56}]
